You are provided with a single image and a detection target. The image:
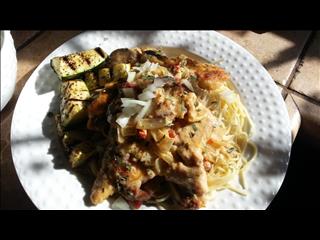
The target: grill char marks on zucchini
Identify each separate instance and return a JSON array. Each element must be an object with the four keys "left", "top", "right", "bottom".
[
  {"left": 59, "top": 80, "right": 90, "bottom": 128},
  {"left": 94, "top": 47, "right": 108, "bottom": 59},
  {"left": 63, "top": 56, "right": 77, "bottom": 71},
  {"left": 79, "top": 52, "right": 91, "bottom": 65},
  {"left": 60, "top": 100, "right": 88, "bottom": 128},
  {"left": 50, "top": 48, "right": 108, "bottom": 81}
]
